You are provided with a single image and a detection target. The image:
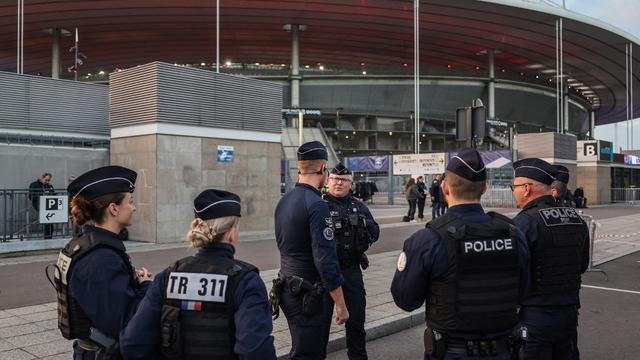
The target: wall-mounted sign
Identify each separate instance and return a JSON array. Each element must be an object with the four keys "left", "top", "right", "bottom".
[
  {"left": 599, "top": 140, "right": 613, "bottom": 162},
  {"left": 346, "top": 156, "right": 389, "bottom": 172},
  {"left": 281, "top": 108, "right": 322, "bottom": 117},
  {"left": 577, "top": 141, "right": 598, "bottom": 161},
  {"left": 217, "top": 145, "right": 234, "bottom": 163},
  {"left": 392, "top": 153, "right": 445, "bottom": 175},
  {"left": 39, "top": 196, "right": 68, "bottom": 224}
]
